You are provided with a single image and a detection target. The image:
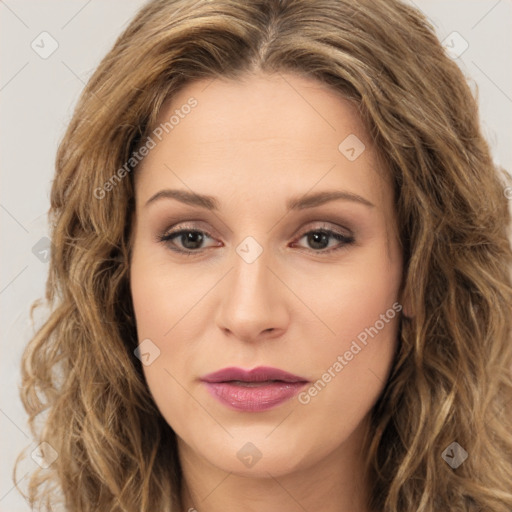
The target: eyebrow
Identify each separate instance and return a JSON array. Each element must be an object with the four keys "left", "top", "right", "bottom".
[{"left": 144, "top": 188, "right": 375, "bottom": 210}]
